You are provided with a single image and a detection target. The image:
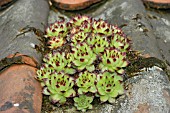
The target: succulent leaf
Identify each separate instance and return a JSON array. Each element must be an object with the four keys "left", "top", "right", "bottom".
[
  {"left": 42, "top": 87, "right": 51, "bottom": 95},
  {"left": 86, "top": 65, "right": 95, "bottom": 72},
  {"left": 65, "top": 68, "right": 76, "bottom": 74},
  {"left": 50, "top": 93, "right": 67, "bottom": 104}
]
